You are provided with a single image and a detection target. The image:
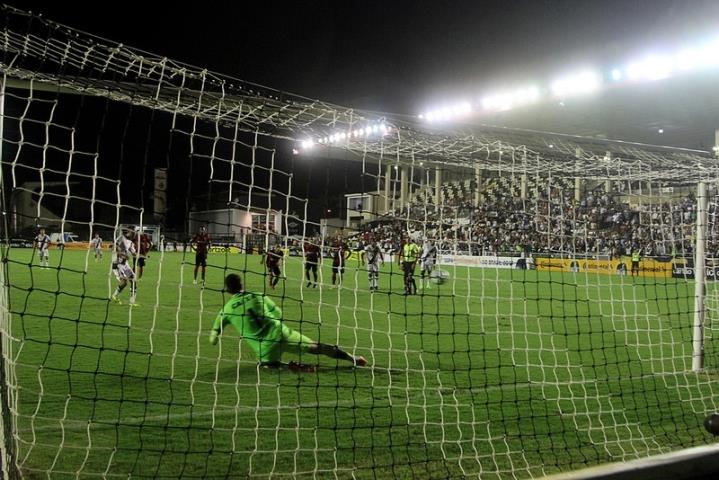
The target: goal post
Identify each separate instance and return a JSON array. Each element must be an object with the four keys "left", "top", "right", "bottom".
[{"left": 693, "top": 181, "right": 707, "bottom": 372}]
